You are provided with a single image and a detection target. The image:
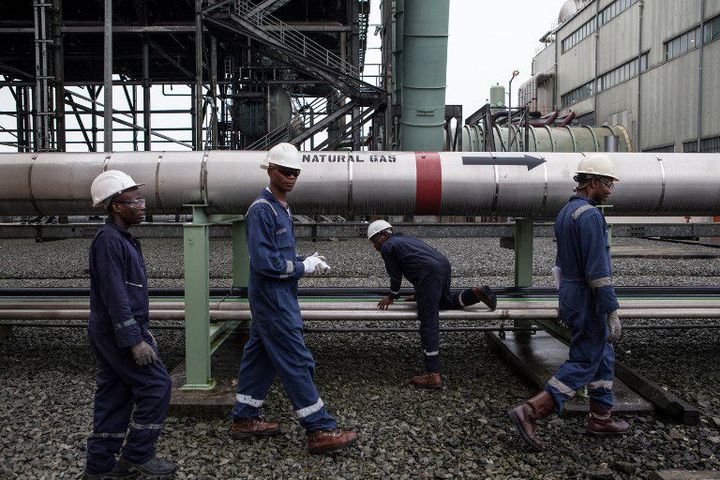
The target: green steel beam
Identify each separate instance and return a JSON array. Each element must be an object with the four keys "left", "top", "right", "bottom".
[
  {"left": 514, "top": 218, "right": 534, "bottom": 288},
  {"left": 232, "top": 219, "right": 250, "bottom": 289},
  {"left": 181, "top": 205, "right": 215, "bottom": 390}
]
